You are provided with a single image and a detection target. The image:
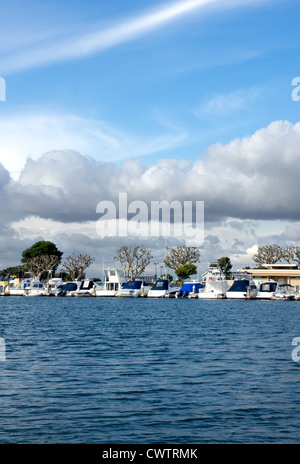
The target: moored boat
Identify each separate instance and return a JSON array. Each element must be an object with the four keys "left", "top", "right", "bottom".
[
  {"left": 95, "top": 268, "right": 126, "bottom": 297},
  {"left": 10, "top": 277, "right": 45, "bottom": 296},
  {"left": 226, "top": 272, "right": 258, "bottom": 299},
  {"left": 147, "top": 279, "right": 181, "bottom": 298},
  {"left": 46, "top": 277, "right": 64, "bottom": 296},
  {"left": 74, "top": 279, "right": 98, "bottom": 296},
  {"left": 58, "top": 281, "right": 81, "bottom": 296},
  {"left": 198, "top": 265, "right": 229, "bottom": 299},
  {"left": 256, "top": 280, "right": 279, "bottom": 299},
  {"left": 0, "top": 280, "right": 10, "bottom": 296},
  {"left": 24, "top": 279, "right": 46, "bottom": 297},
  {"left": 274, "top": 284, "right": 295, "bottom": 300},
  {"left": 9, "top": 277, "right": 33, "bottom": 296},
  {"left": 176, "top": 280, "right": 203, "bottom": 298},
  {"left": 116, "top": 280, "right": 151, "bottom": 297}
]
